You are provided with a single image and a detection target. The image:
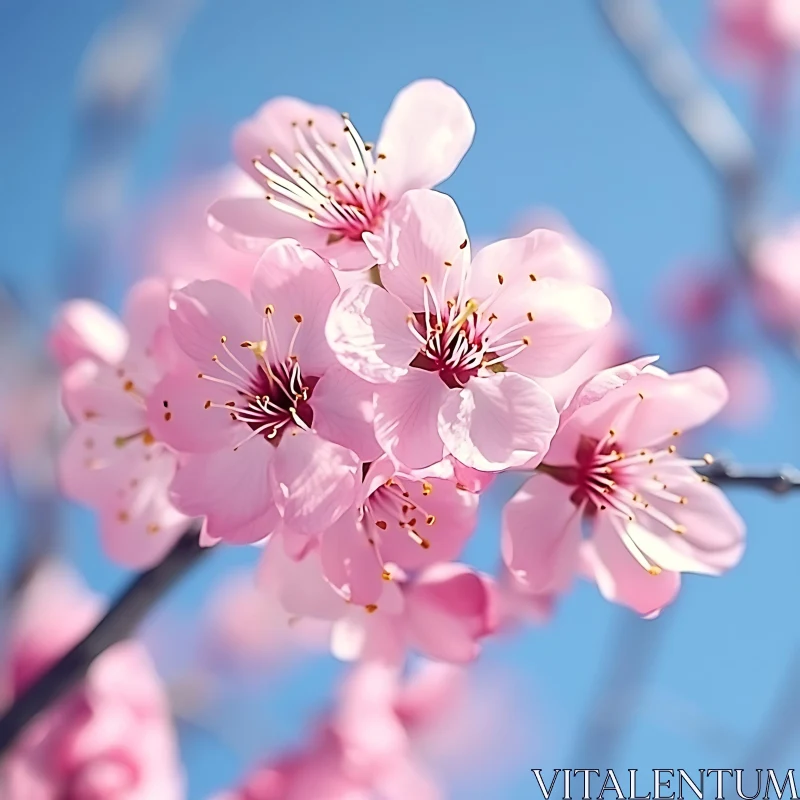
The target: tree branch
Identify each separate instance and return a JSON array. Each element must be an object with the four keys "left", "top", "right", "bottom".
[
  {"left": 700, "top": 459, "right": 800, "bottom": 494},
  {"left": 0, "top": 525, "right": 207, "bottom": 756}
]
